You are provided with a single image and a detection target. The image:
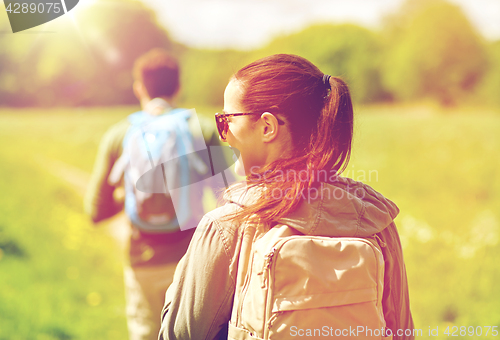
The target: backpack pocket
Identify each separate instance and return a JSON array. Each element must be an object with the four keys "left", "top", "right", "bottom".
[
  {"left": 231, "top": 232, "right": 389, "bottom": 340},
  {"left": 265, "top": 237, "right": 387, "bottom": 340}
]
